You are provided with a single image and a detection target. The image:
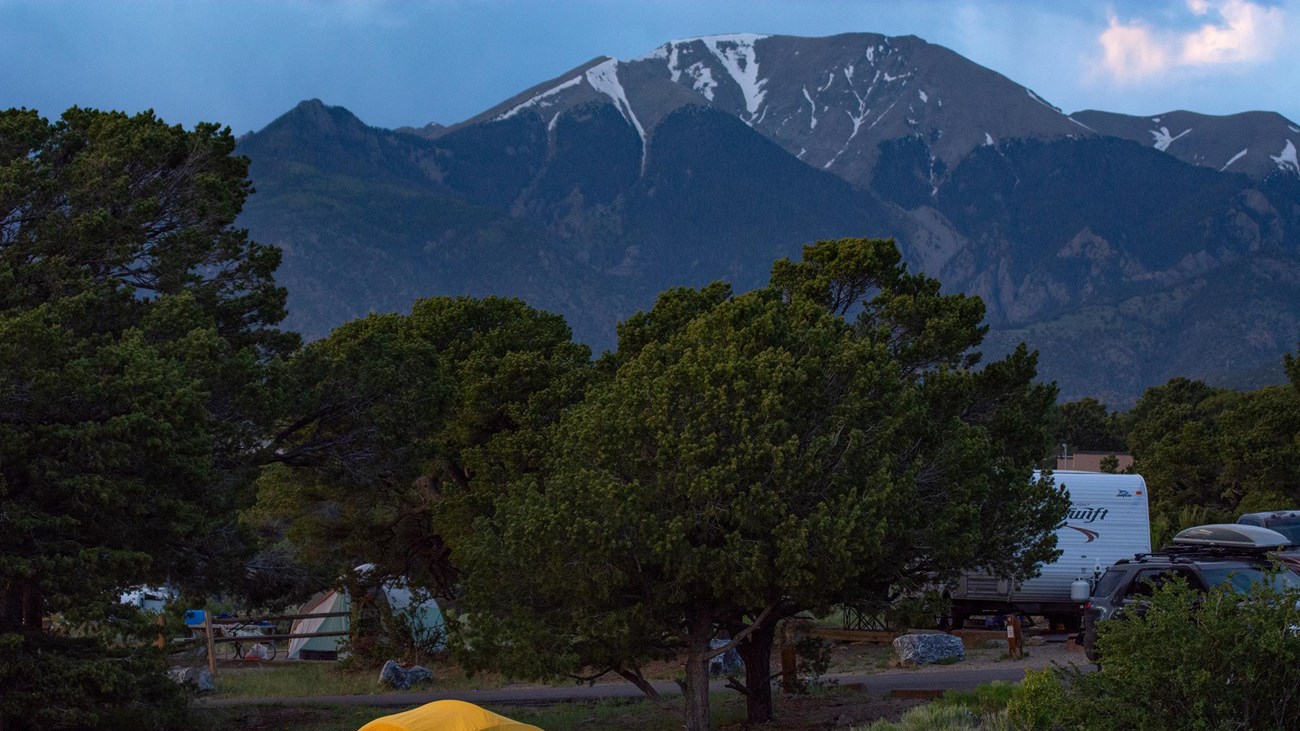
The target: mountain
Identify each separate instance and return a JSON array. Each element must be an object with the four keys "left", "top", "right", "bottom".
[
  {"left": 237, "top": 99, "right": 630, "bottom": 345},
  {"left": 1071, "top": 109, "right": 1300, "bottom": 180},
  {"left": 235, "top": 33, "right": 1300, "bottom": 404}
]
